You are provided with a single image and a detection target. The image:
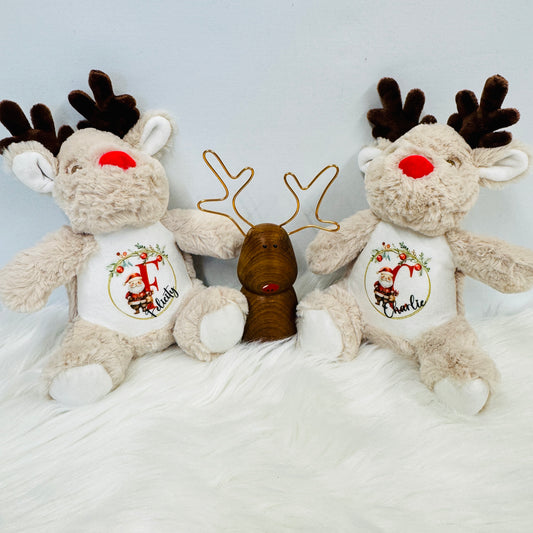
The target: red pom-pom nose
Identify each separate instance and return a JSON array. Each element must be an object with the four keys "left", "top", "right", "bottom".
[
  {"left": 398, "top": 155, "right": 434, "bottom": 179},
  {"left": 99, "top": 151, "right": 137, "bottom": 170}
]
